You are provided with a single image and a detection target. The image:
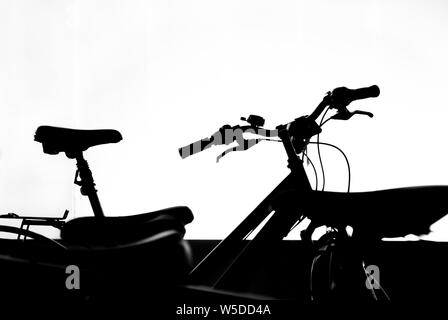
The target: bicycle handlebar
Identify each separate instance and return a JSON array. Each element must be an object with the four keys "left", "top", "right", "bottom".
[
  {"left": 179, "top": 137, "right": 214, "bottom": 159},
  {"left": 178, "top": 124, "right": 278, "bottom": 159},
  {"left": 179, "top": 85, "right": 380, "bottom": 159},
  {"left": 330, "top": 85, "right": 380, "bottom": 110},
  {"left": 308, "top": 85, "right": 379, "bottom": 122}
]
